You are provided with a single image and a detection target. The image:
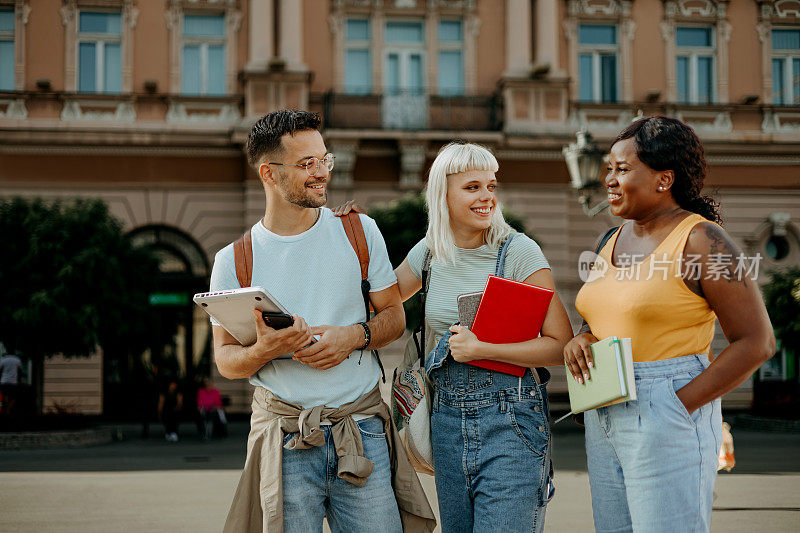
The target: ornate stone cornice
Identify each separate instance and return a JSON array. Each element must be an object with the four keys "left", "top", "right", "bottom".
[
  {"left": 568, "top": 0, "right": 621, "bottom": 17},
  {"left": 331, "top": 0, "right": 476, "bottom": 13},
  {"left": 663, "top": 0, "right": 734, "bottom": 19},
  {"left": 758, "top": 0, "right": 800, "bottom": 19},
  {"left": 170, "top": 0, "right": 238, "bottom": 7}
]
